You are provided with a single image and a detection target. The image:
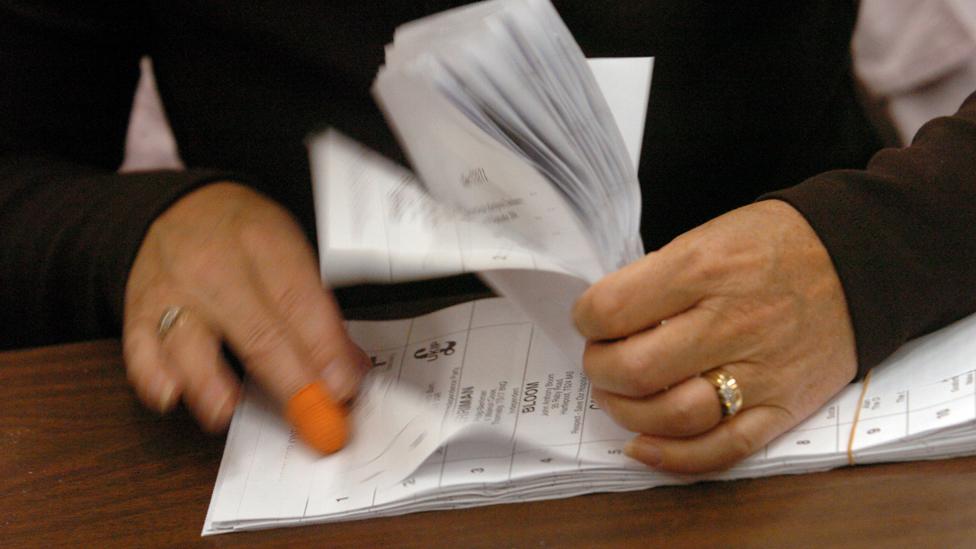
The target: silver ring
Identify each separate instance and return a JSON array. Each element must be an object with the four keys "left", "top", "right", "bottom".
[
  {"left": 157, "top": 306, "right": 186, "bottom": 339},
  {"left": 705, "top": 368, "right": 743, "bottom": 418}
]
